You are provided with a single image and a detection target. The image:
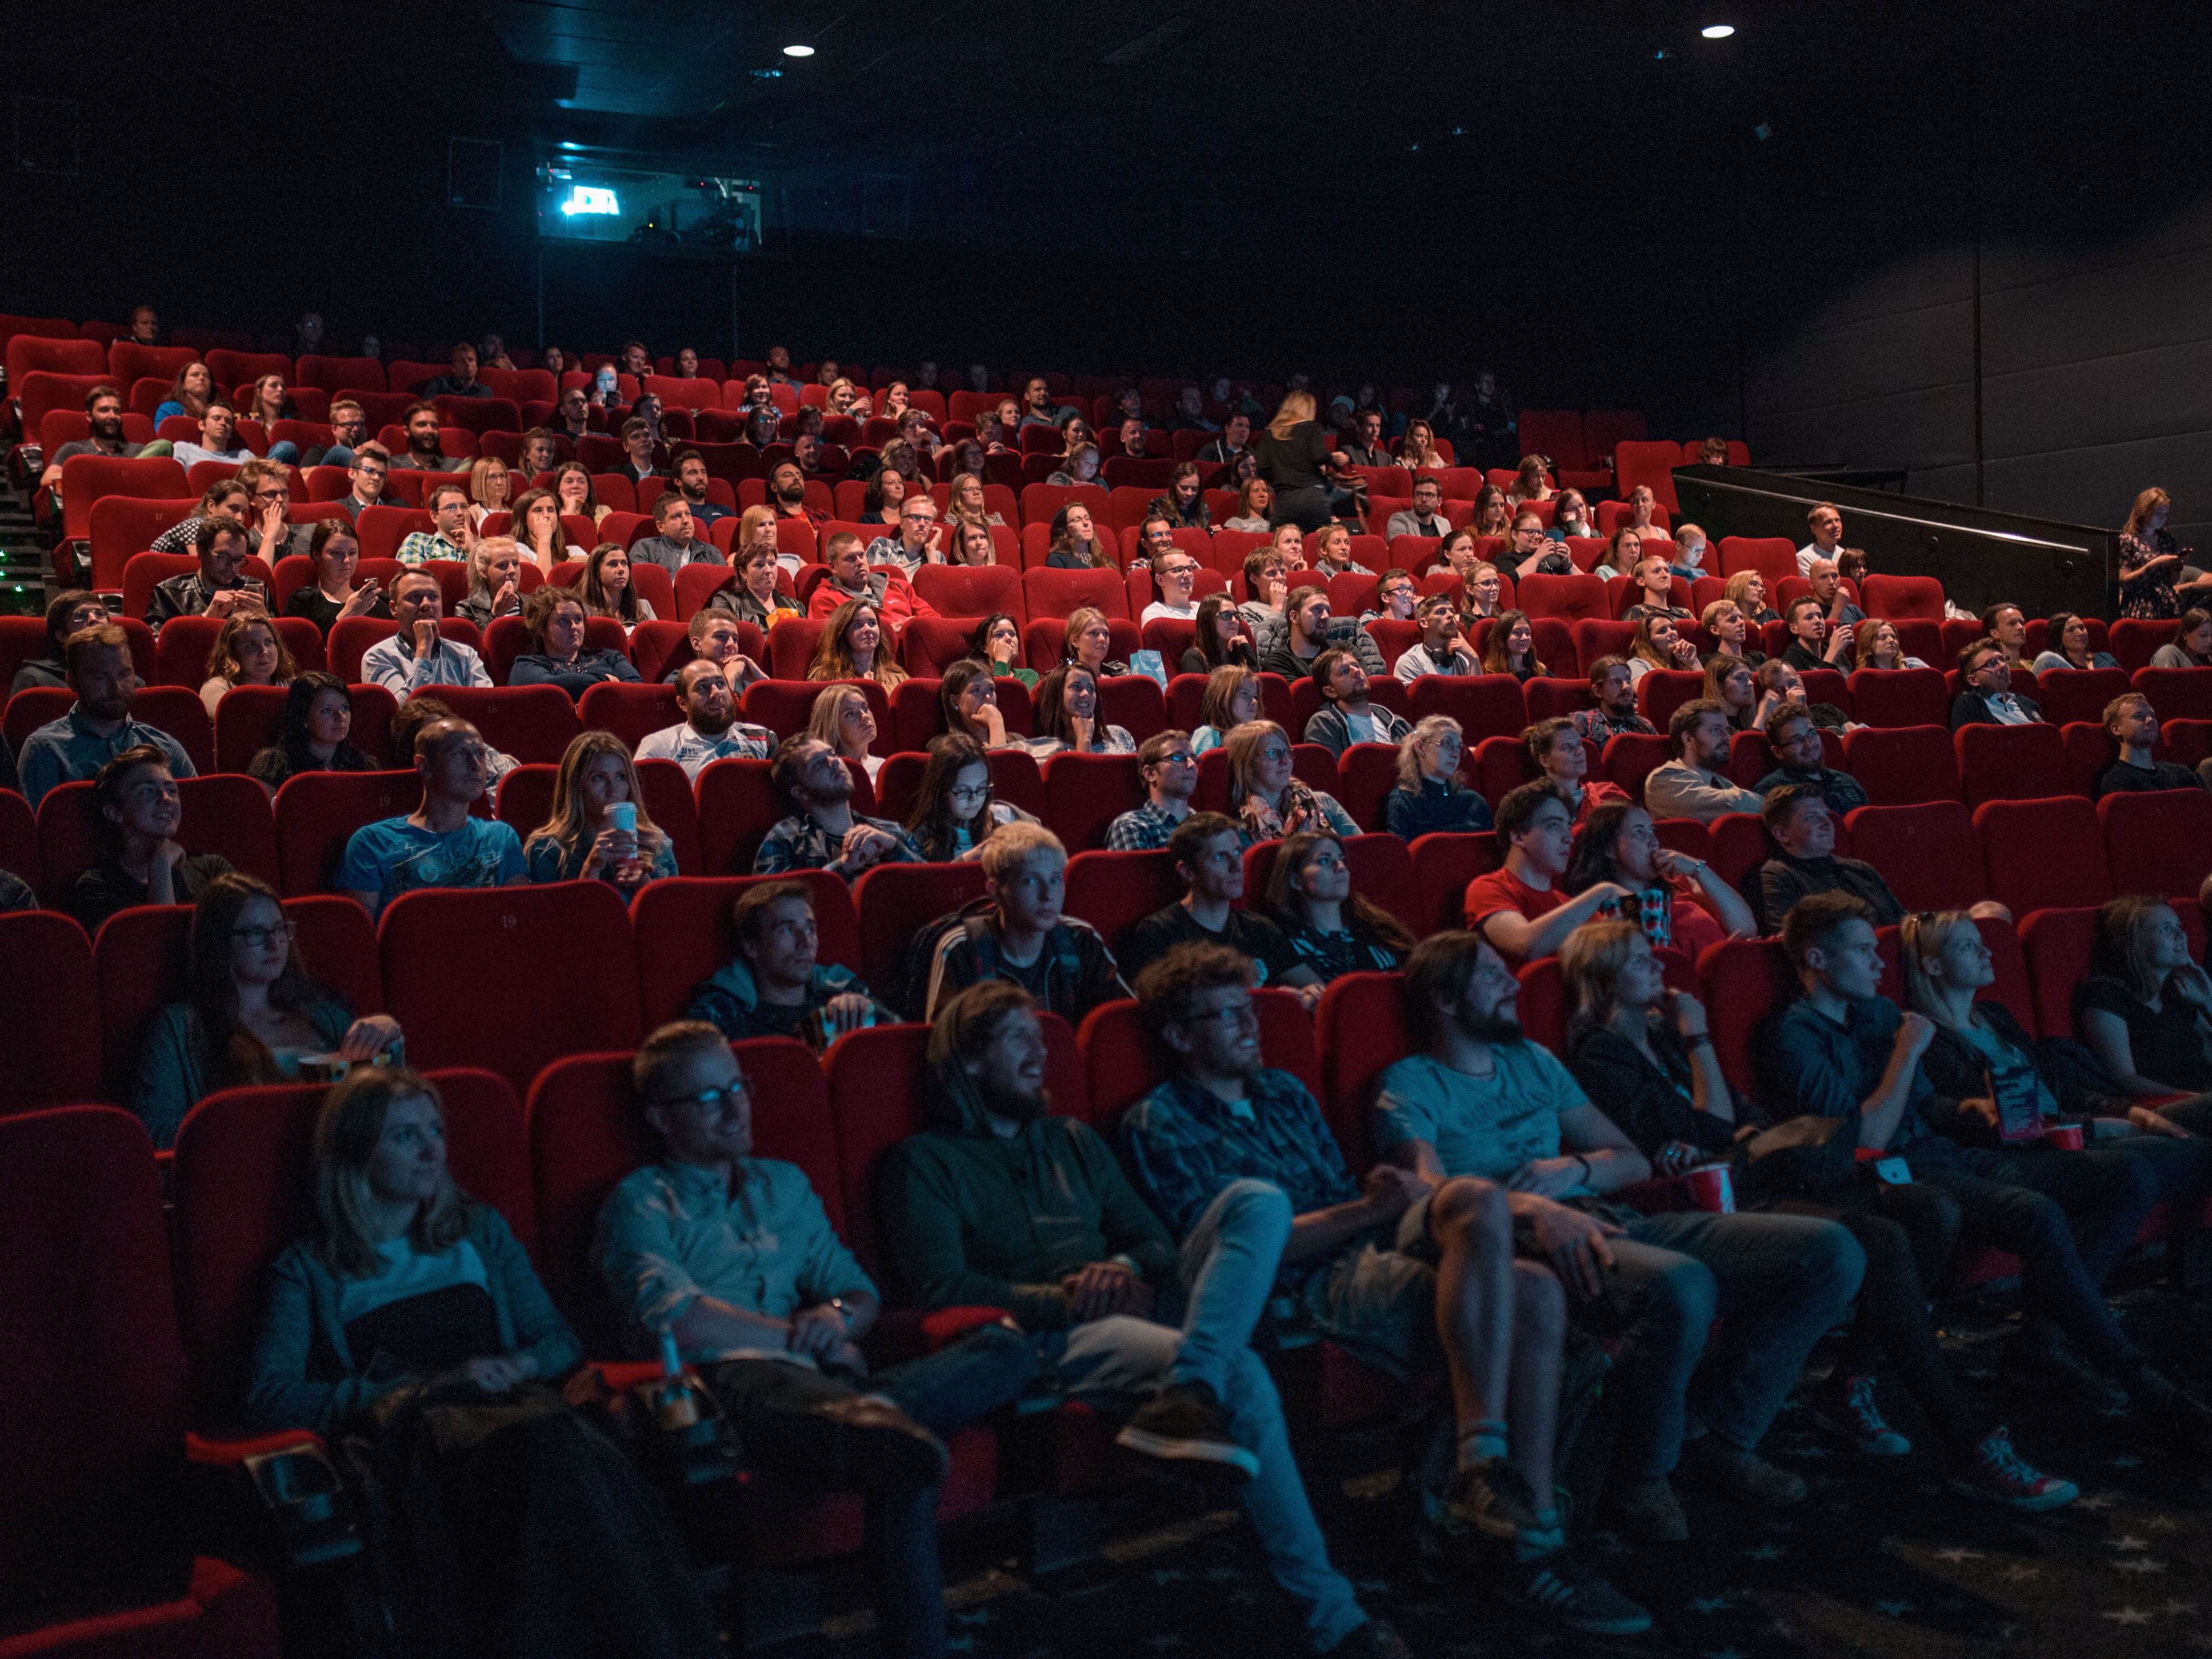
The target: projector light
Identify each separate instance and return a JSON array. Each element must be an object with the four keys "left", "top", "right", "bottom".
[
  {"left": 1701, "top": 24, "right": 1735, "bottom": 38},
  {"left": 561, "top": 186, "right": 620, "bottom": 216},
  {"left": 782, "top": 44, "right": 815, "bottom": 57}
]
